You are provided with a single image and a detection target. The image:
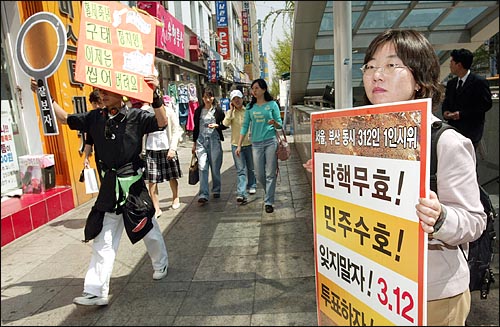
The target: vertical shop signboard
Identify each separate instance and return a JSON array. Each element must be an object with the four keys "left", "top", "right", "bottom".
[
  {"left": 310, "top": 99, "right": 430, "bottom": 326},
  {"left": 242, "top": 8, "right": 251, "bottom": 63},
  {"left": 217, "top": 27, "right": 230, "bottom": 60},
  {"left": 215, "top": 1, "right": 228, "bottom": 27},
  {"left": 15, "top": 12, "right": 67, "bottom": 135},
  {"left": 242, "top": 10, "right": 250, "bottom": 42},
  {"left": 74, "top": 1, "right": 157, "bottom": 103},
  {"left": 208, "top": 60, "right": 219, "bottom": 83},
  {"left": 244, "top": 41, "right": 252, "bottom": 65}
]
